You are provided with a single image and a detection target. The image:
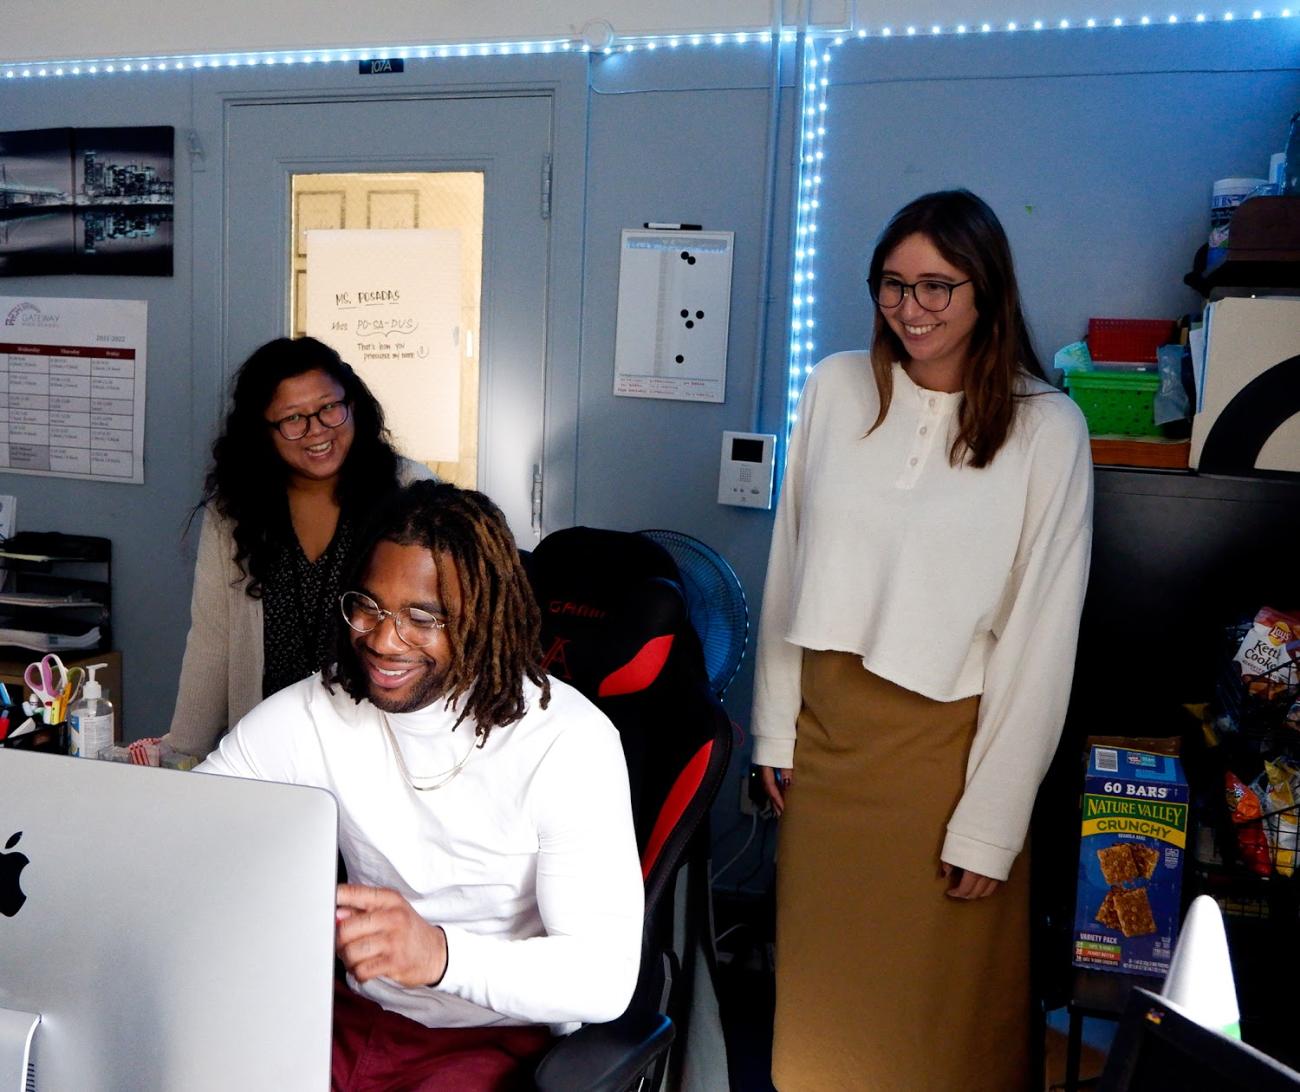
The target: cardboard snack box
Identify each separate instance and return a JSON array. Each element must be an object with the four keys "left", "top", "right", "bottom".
[{"left": 1073, "top": 742, "right": 1188, "bottom": 977}]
